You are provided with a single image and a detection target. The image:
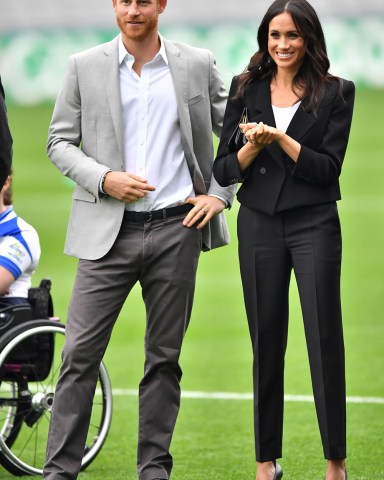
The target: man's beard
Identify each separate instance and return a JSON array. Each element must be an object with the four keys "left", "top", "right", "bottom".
[{"left": 117, "top": 15, "right": 158, "bottom": 42}]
